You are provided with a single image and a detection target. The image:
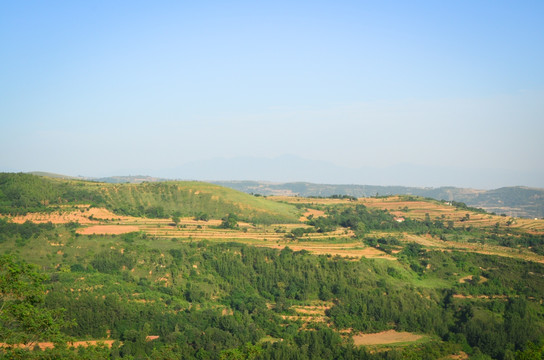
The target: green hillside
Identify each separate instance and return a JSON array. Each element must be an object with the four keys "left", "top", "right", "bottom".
[
  {"left": 0, "top": 173, "right": 299, "bottom": 224},
  {"left": 2, "top": 221, "right": 544, "bottom": 359},
  {"left": 97, "top": 181, "right": 299, "bottom": 223},
  {"left": 0, "top": 173, "right": 104, "bottom": 213}
]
